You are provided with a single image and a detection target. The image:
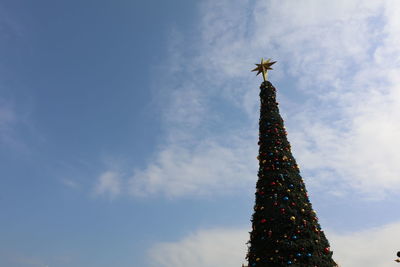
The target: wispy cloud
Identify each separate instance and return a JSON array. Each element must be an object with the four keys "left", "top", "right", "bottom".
[
  {"left": 0, "top": 98, "right": 23, "bottom": 150},
  {"left": 5, "top": 252, "right": 48, "bottom": 267},
  {"left": 93, "top": 171, "right": 122, "bottom": 199},
  {"left": 61, "top": 178, "right": 81, "bottom": 190},
  {"left": 130, "top": 135, "right": 256, "bottom": 198},
  {"left": 149, "top": 228, "right": 248, "bottom": 267},
  {"left": 330, "top": 222, "right": 400, "bottom": 267},
  {"left": 0, "top": 99, "right": 16, "bottom": 134},
  {"left": 148, "top": 222, "right": 400, "bottom": 267},
  {"left": 126, "top": 0, "right": 400, "bottom": 200}
]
